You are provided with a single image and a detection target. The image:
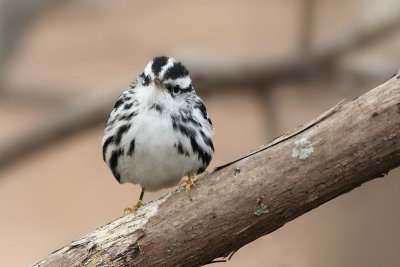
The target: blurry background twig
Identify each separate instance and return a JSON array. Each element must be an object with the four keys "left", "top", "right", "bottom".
[
  {"left": 1, "top": 11, "right": 400, "bottom": 169},
  {"left": 0, "top": 0, "right": 64, "bottom": 79}
]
